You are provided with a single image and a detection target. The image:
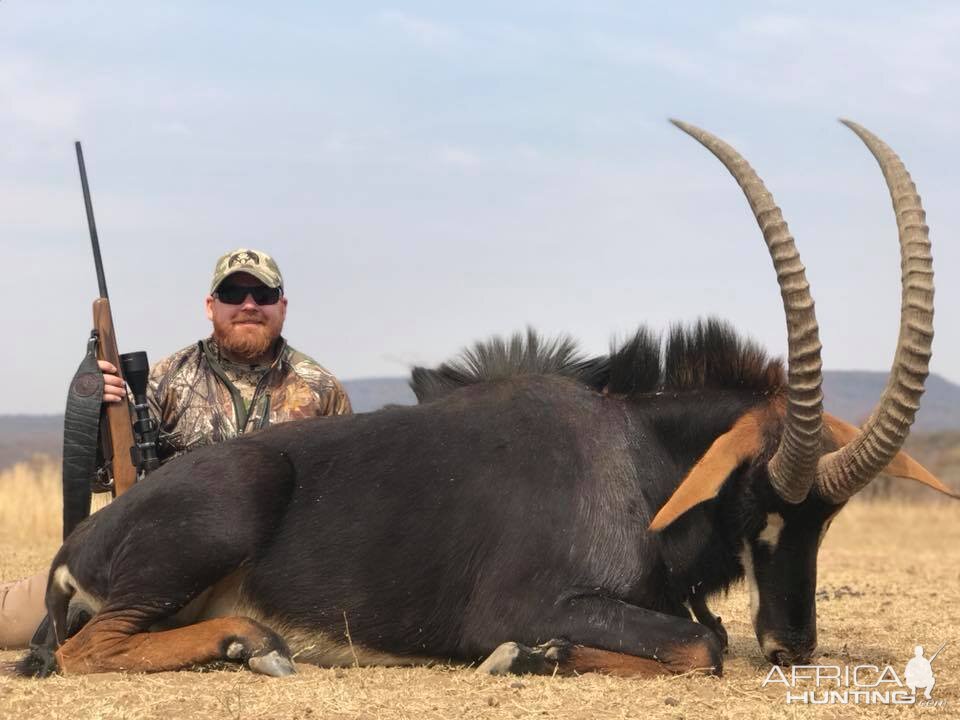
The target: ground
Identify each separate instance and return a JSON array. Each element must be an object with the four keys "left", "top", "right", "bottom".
[{"left": 0, "top": 459, "right": 958, "bottom": 719}]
